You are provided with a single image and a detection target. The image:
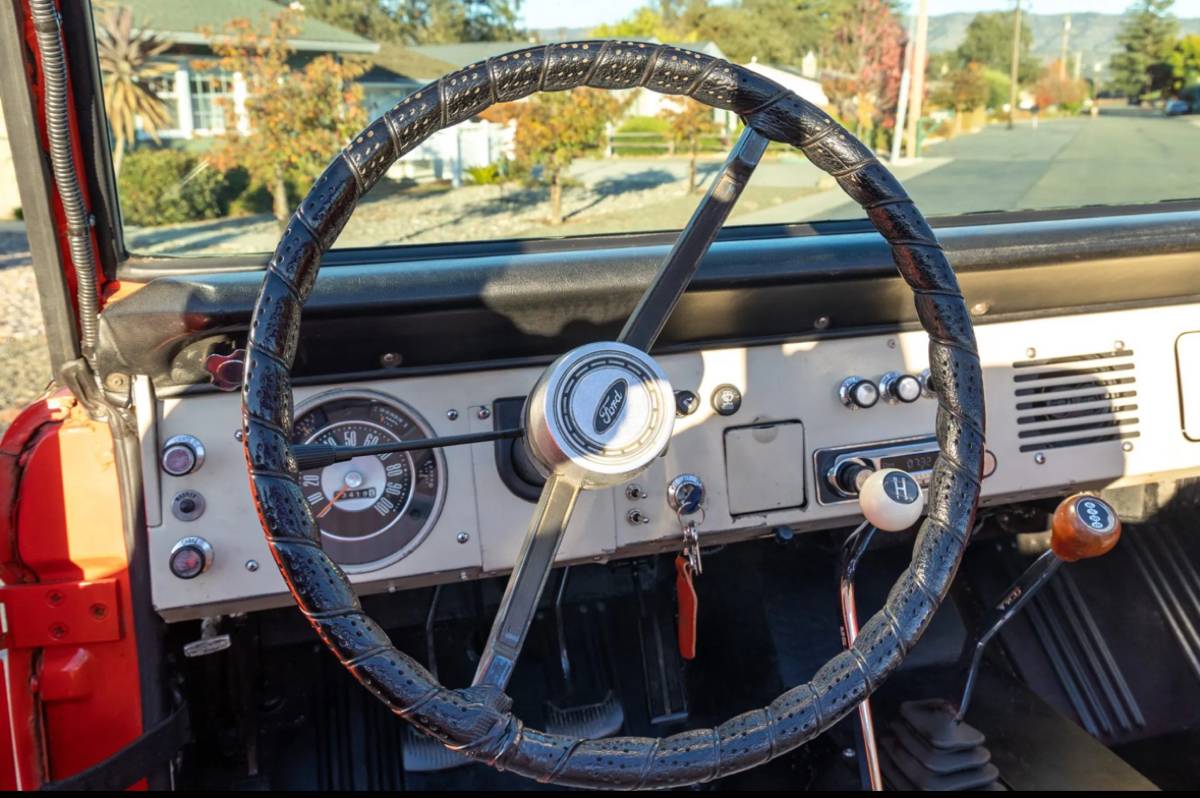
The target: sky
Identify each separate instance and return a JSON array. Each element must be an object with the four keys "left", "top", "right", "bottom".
[{"left": 520, "top": 0, "right": 1200, "bottom": 30}]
